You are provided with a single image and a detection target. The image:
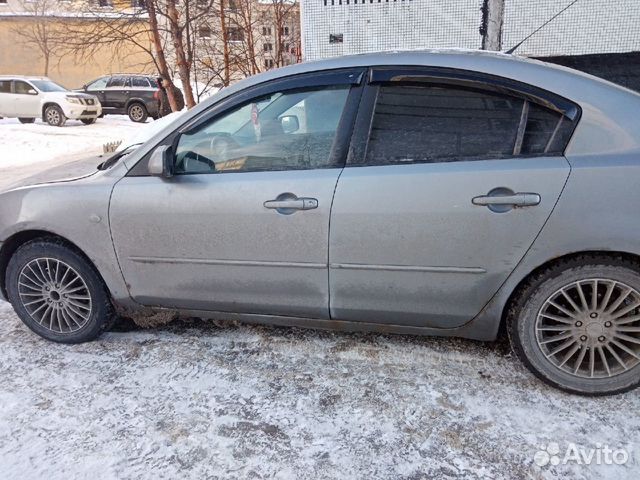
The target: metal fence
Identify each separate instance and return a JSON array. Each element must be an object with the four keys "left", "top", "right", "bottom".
[{"left": 301, "top": 0, "right": 640, "bottom": 61}]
